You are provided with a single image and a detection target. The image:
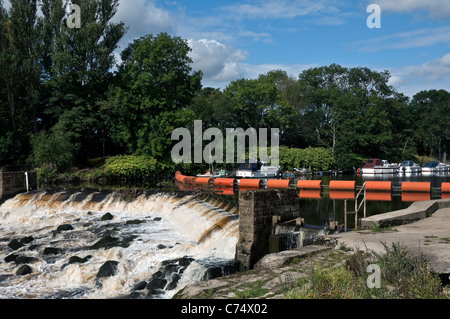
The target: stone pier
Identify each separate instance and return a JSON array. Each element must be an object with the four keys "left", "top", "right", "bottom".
[
  {"left": 235, "top": 188, "right": 299, "bottom": 271},
  {"left": 0, "top": 170, "right": 37, "bottom": 201}
]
